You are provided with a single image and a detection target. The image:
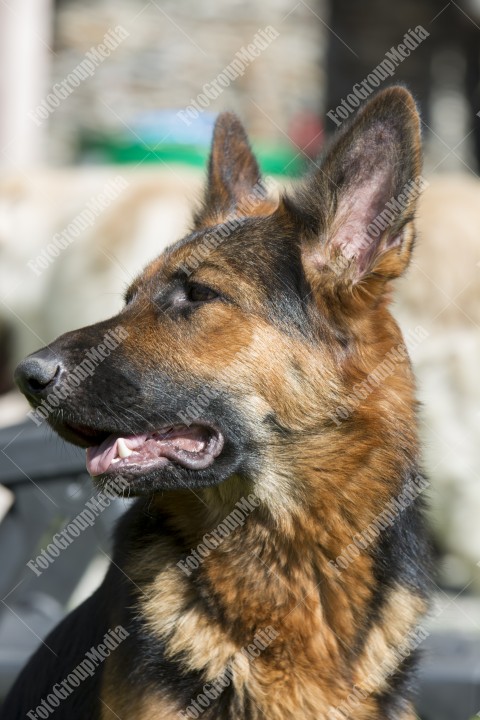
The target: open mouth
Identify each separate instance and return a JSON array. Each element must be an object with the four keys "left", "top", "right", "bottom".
[{"left": 82, "top": 424, "right": 224, "bottom": 477}]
